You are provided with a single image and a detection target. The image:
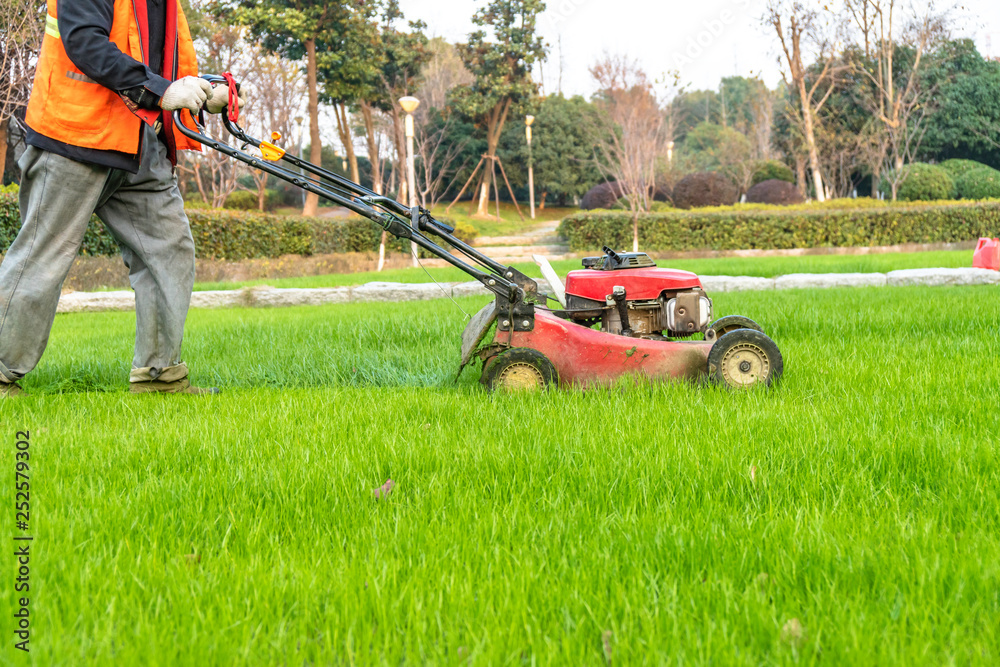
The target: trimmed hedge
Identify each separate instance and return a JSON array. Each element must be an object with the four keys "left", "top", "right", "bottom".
[
  {"left": 1, "top": 189, "right": 456, "bottom": 260},
  {"left": 880, "top": 163, "right": 956, "bottom": 201},
  {"left": 955, "top": 166, "right": 1000, "bottom": 200},
  {"left": 223, "top": 189, "right": 283, "bottom": 211},
  {"left": 558, "top": 201, "right": 1000, "bottom": 252},
  {"left": 941, "top": 159, "right": 991, "bottom": 181}
]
